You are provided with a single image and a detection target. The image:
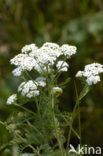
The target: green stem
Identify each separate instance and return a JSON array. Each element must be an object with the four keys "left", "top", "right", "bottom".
[
  {"left": 51, "top": 91, "right": 64, "bottom": 156},
  {"left": 66, "top": 81, "right": 82, "bottom": 151},
  {"left": 66, "top": 99, "right": 79, "bottom": 151},
  {"left": 20, "top": 75, "right": 27, "bottom": 82},
  {"left": 29, "top": 145, "right": 41, "bottom": 156},
  {"left": 78, "top": 103, "right": 82, "bottom": 146},
  {"left": 75, "top": 81, "right": 82, "bottom": 146}
]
